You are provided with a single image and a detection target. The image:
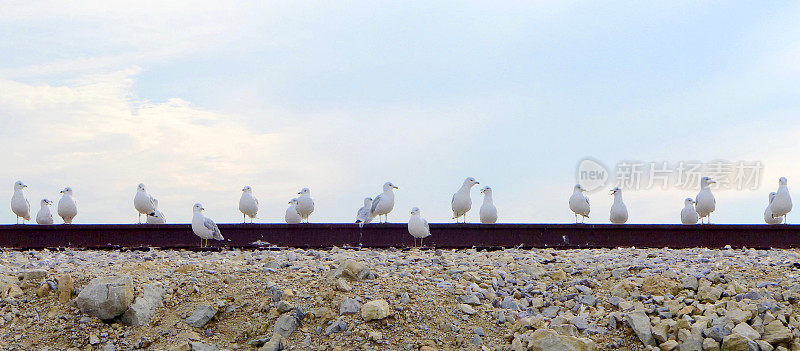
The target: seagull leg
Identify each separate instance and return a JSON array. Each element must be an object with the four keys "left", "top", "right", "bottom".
[
  {"left": 421, "top": 237, "right": 424, "bottom": 247},
  {"left": 16, "top": 216, "right": 19, "bottom": 225},
  {"left": 138, "top": 213, "right": 141, "bottom": 224}
]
